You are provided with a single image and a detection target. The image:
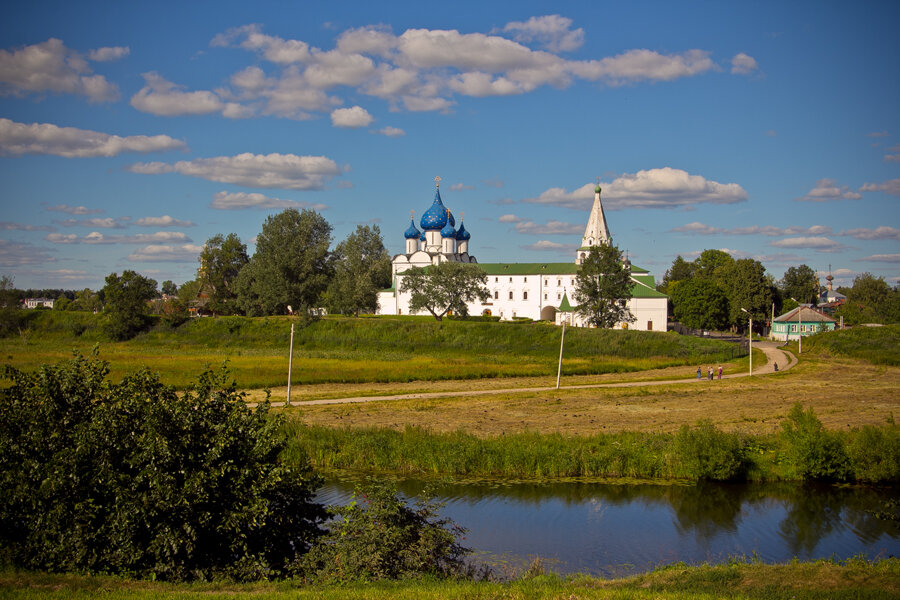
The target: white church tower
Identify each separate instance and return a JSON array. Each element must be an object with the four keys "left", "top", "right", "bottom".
[{"left": 575, "top": 182, "right": 611, "bottom": 264}]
